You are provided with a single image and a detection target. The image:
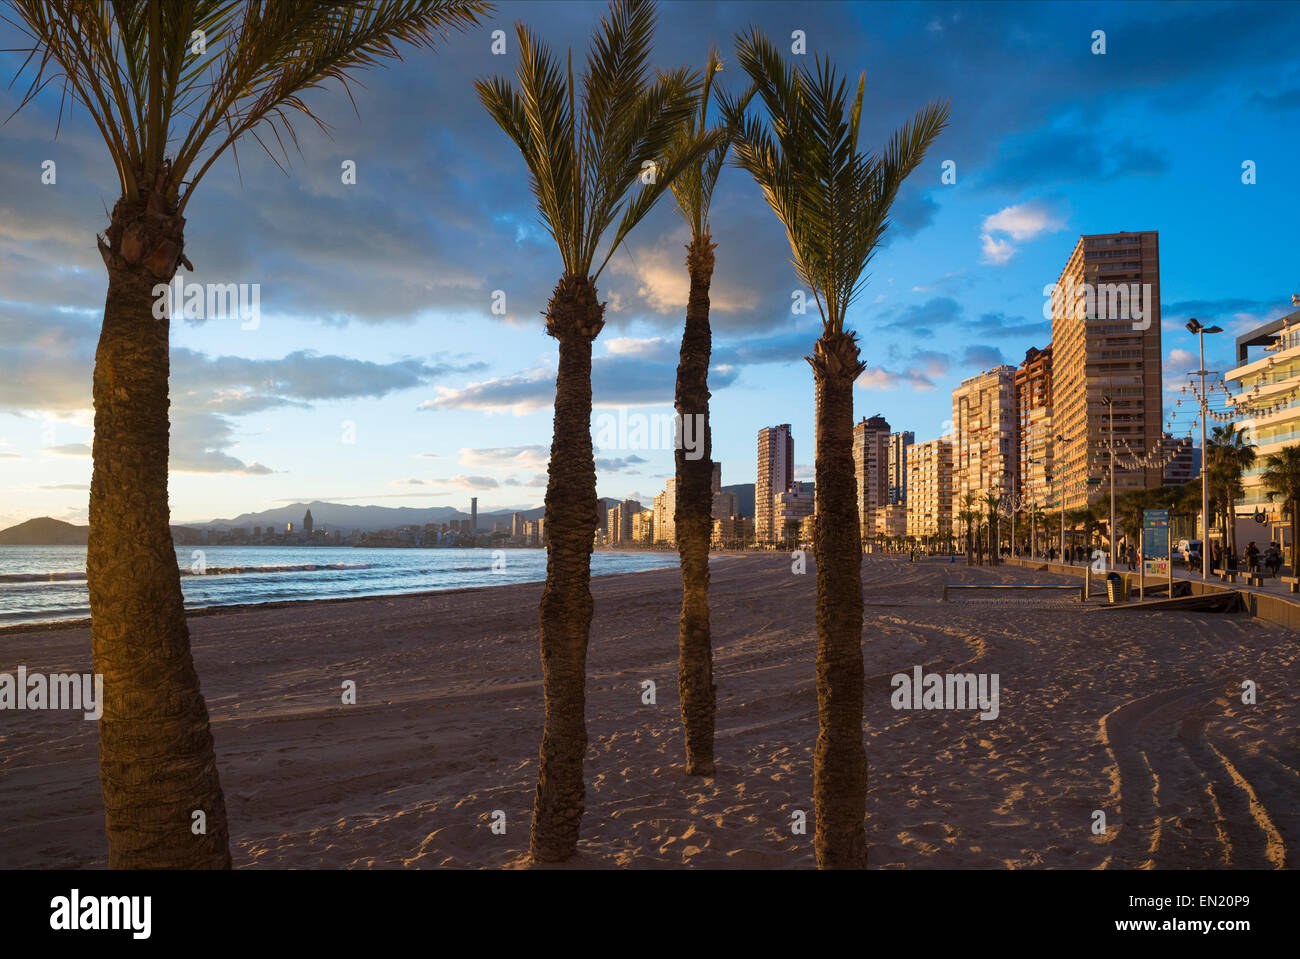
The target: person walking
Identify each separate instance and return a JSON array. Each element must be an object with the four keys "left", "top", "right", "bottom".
[{"left": 1245, "top": 541, "right": 1260, "bottom": 574}]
